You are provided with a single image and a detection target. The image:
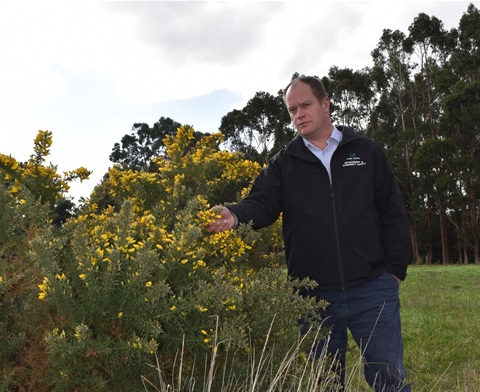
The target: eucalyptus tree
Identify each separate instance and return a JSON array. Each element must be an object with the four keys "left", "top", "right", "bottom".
[
  {"left": 407, "top": 13, "right": 455, "bottom": 138},
  {"left": 219, "top": 91, "right": 292, "bottom": 164},
  {"left": 440, "top": 82, "right": 480, "bottom": 264},
  {"left": 413, "top": 138, "right": 457, "bottom": 264},
  {"left": 406, "top": 12, "right": 461, "bottom": 264},
  {"left": 439, "top": 4, "right": 480, "bottom": 264},
  {"left": 370, "top": 28, "right": 425, "bottom": 263},
  {"left": 325, "top": 66, "right": 375, "bottom": 134},
  {"left": 449, "top": 3, "right": 480, "bottom": 84},
  {"left": 110, "top": 117, "right": 203, "bottom": 172}
]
